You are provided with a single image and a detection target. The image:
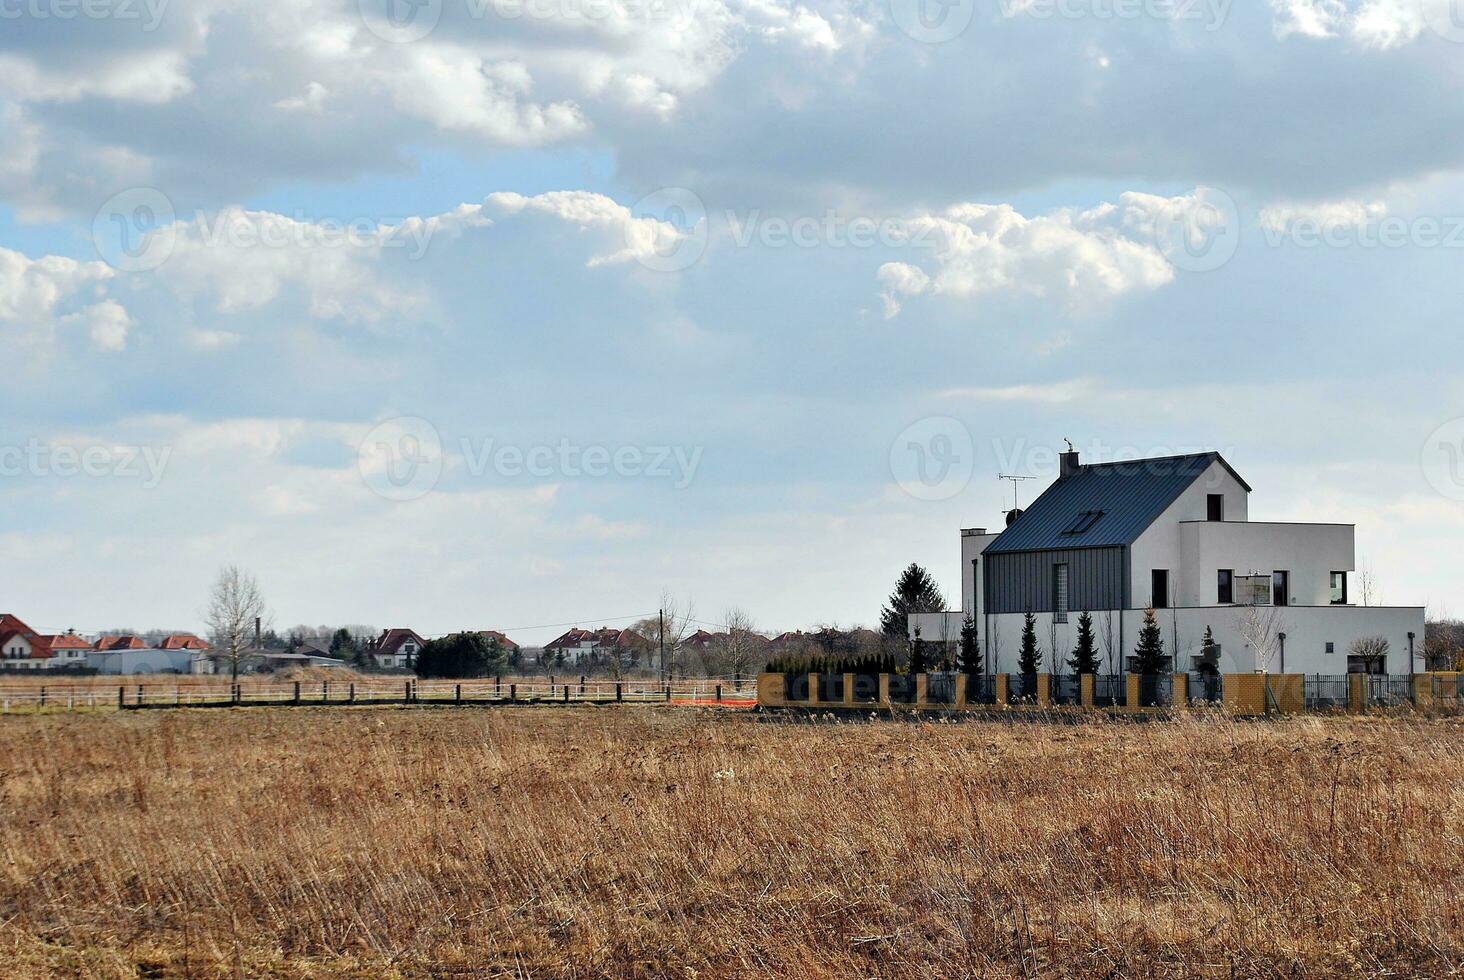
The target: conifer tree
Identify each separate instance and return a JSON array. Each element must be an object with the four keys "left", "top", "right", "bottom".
[
  {"left": 1133, "top": 607, "right": 1167, "bottom": 674},
  {"left": 958, "top": 613, "right": 982, "bottom": 675},
  {"left": 1018, "top": 611, "right": 1040, "bottom": 675},
  {"left": 1067, "top": 611, "right": 1100, "bottom": 674}
]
